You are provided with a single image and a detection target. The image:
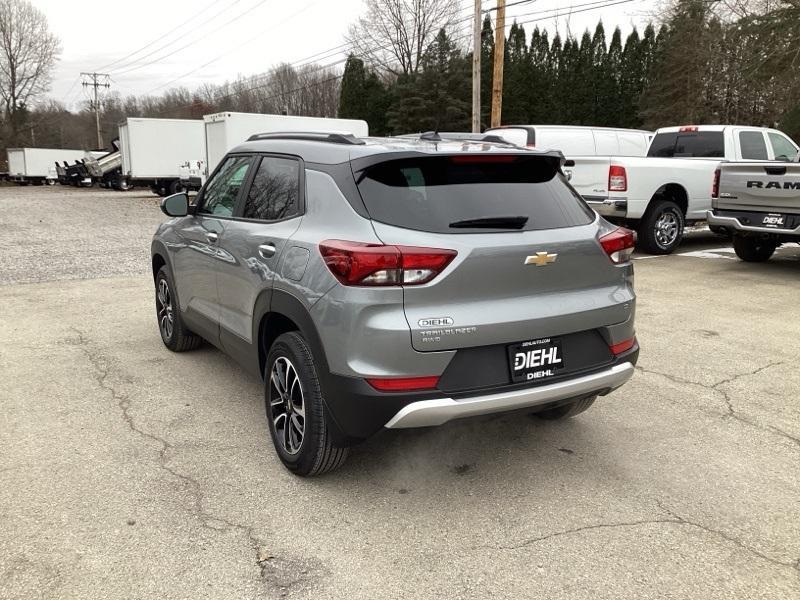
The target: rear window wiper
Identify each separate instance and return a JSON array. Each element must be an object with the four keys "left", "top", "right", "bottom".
[{"left": 449, "top": 216, "right": 529, "bottom": 229}]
